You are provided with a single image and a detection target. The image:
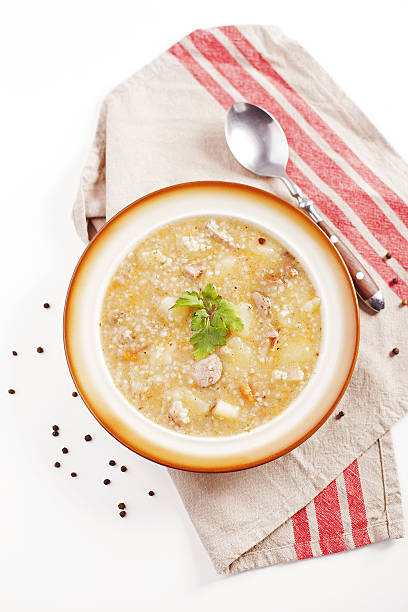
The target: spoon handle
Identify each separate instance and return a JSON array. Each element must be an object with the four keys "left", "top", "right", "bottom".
[
  {"left": 281, "top": 174, "right": 384, "bottom": 311},
  {"left": 316, "top": 219, "right": 384, "bottom": 310}
]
